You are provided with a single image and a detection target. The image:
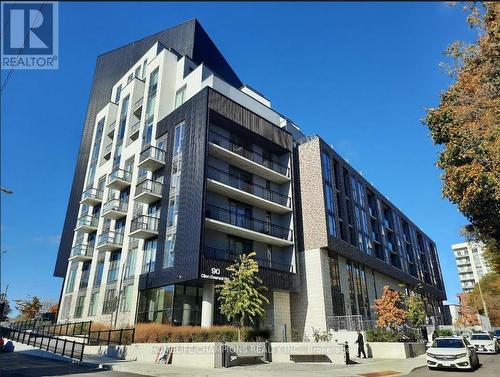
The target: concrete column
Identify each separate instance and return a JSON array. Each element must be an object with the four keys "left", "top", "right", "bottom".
[
  {"left": 201, "top": 283, "right": 215, "bottom": 327},
  {"left": 273, "top": 291, "right": 292, "bottom": 342}
]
